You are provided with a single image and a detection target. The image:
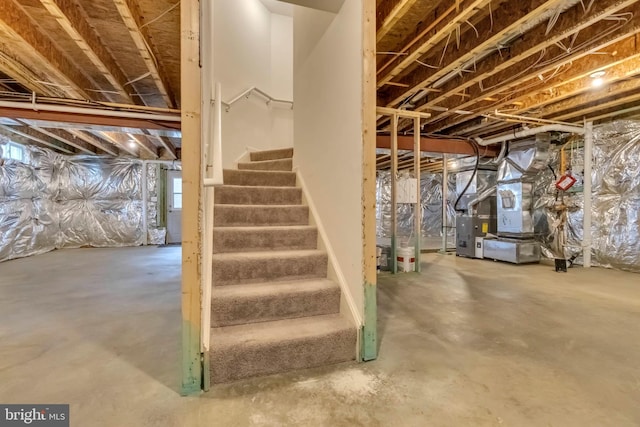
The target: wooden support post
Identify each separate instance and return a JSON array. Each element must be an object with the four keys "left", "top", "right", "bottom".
[
  {"left": 362, "top": 0, "right": 377, "bottom": 362},
  {"left": 180, "top": 0, "right": 202, "bottom": 396},
  {"left": 413, "top": 117, "right": 421, "bottom": 272},
  {"left": 440, "top": 154, "right": 449, "bottom": 253},
  {"left": 583, "top": 121, "right": 593, "bottom": 268},
  {"left": 390, "top": 113, "right": 398, "bottom": 274}
]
